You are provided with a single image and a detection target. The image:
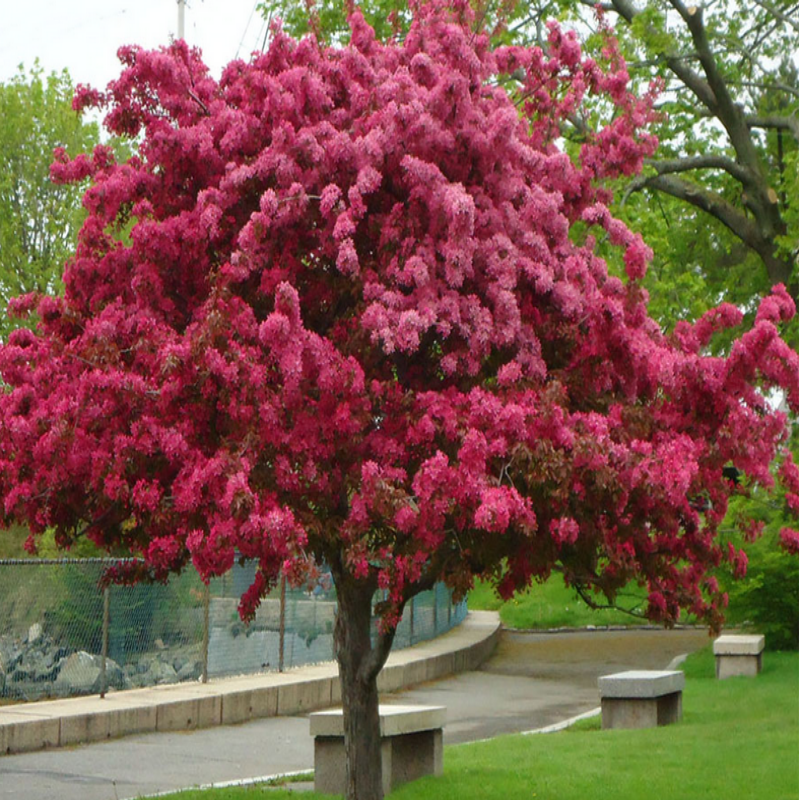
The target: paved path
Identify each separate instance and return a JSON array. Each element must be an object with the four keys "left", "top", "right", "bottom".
[
  {"left": 0, "top": 627, "right": 709, "bottom": 800},
  {"left": 392, "top": 628, "right": 709, "bottom": 743}
]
